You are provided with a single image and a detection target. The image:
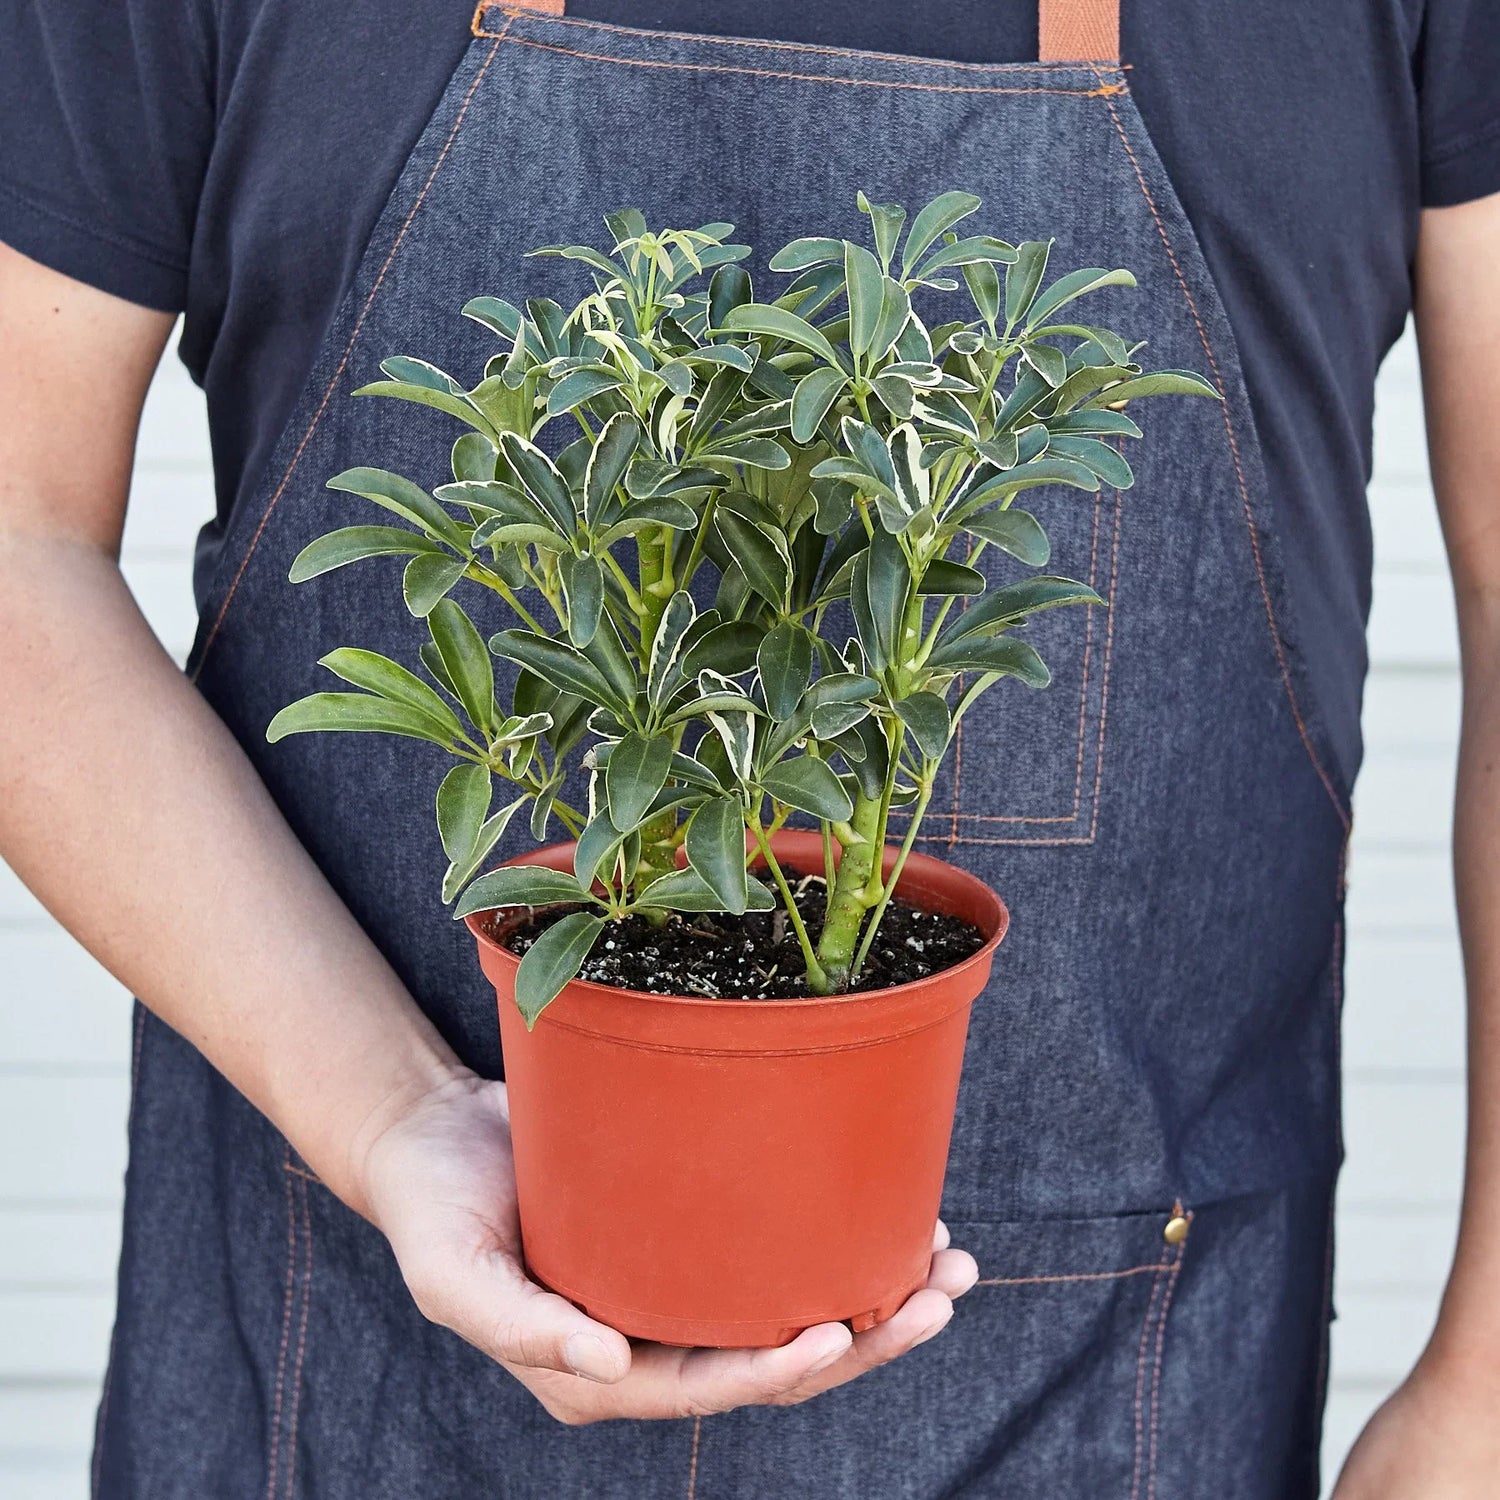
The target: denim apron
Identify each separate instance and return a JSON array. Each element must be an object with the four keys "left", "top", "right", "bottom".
[{"left": 94, "top": 2, "right": 1353, "bottom": 1494}]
